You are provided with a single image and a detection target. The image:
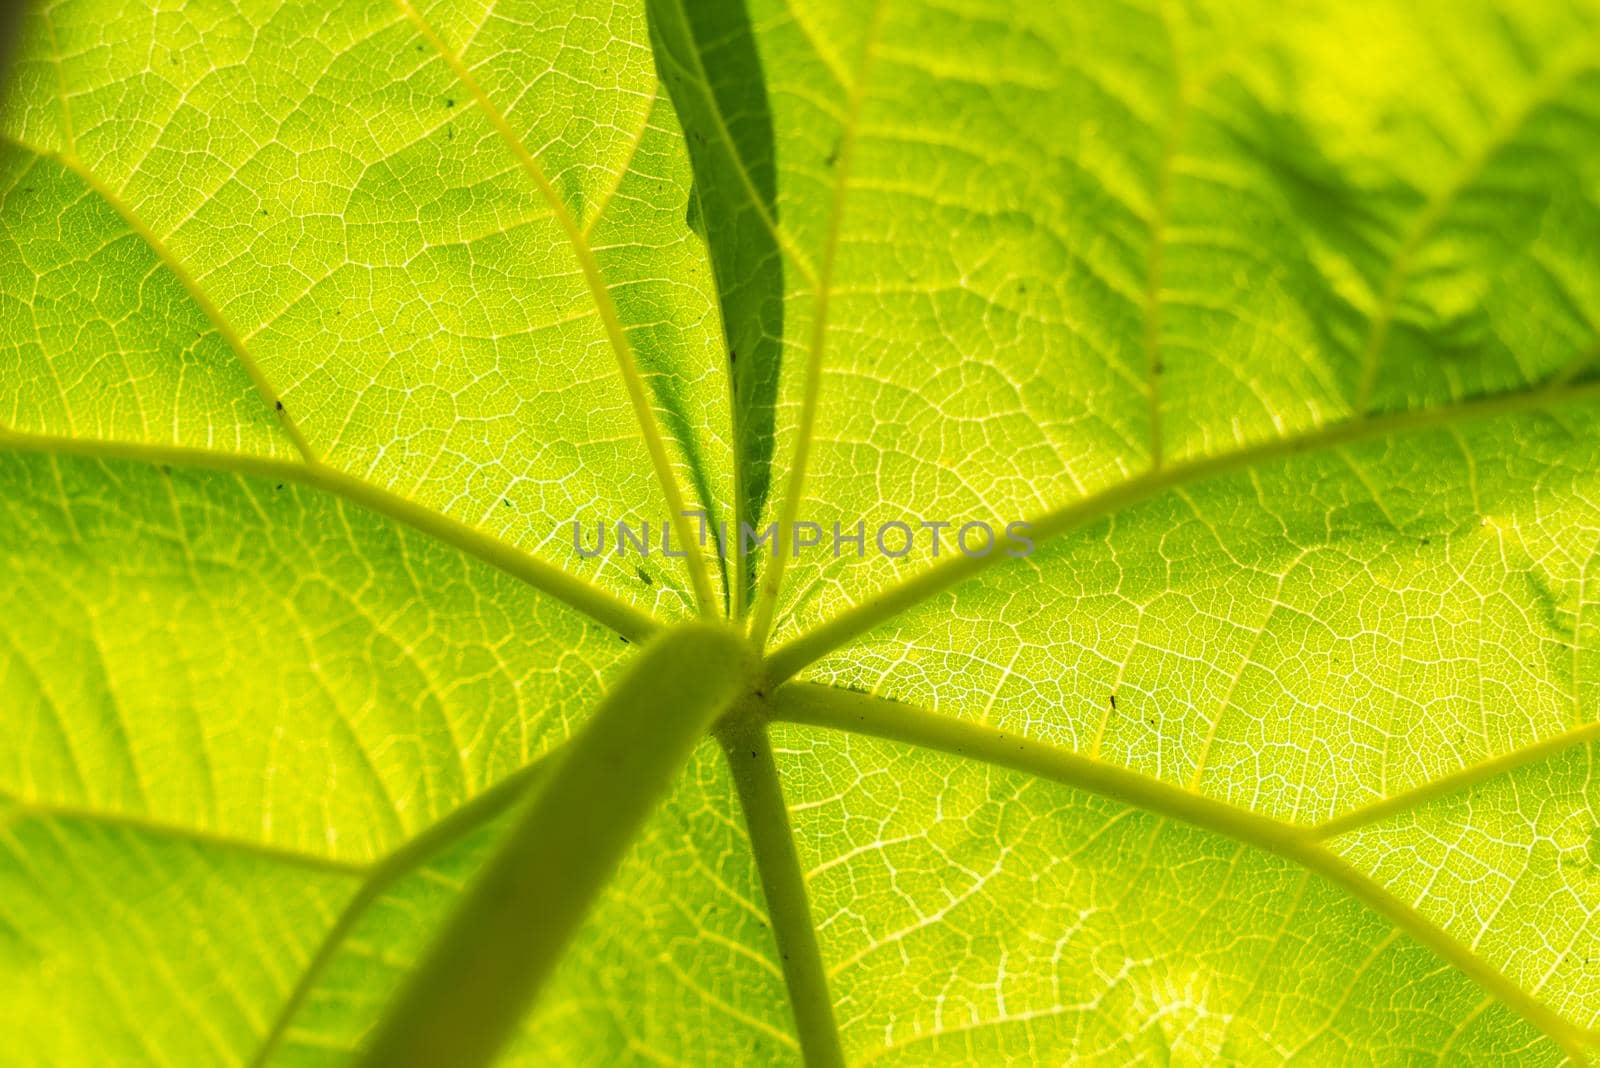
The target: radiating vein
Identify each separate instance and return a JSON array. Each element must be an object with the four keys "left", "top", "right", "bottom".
[
  {"left": 766, "top": 377, "right": 1600, "bottom": 684},
  {"left": 0, "top": 789, "right": 366, "bottom": 877},
  {"left": 394, "top": 0, "right": 719, "bottom": 617},
  {"left": 771, "top": 681, "right": 1598, "bottom": 1061},
  {"left": 747, "top": 0, "right": 886, "bottom": 651},
  {"left": 717, "top": 715, "right": 846, "bottom": 1068},
  {"left": 0, "top": 426, "right": 658, "bottom": 643}
]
